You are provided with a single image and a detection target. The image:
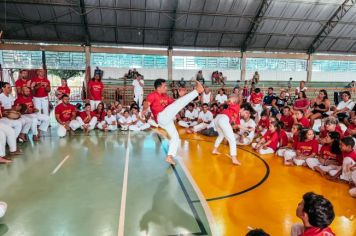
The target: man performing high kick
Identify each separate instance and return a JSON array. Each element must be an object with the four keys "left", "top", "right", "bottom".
[{"left": 147, "top": 79, "right": 204, "bottom": 165}]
